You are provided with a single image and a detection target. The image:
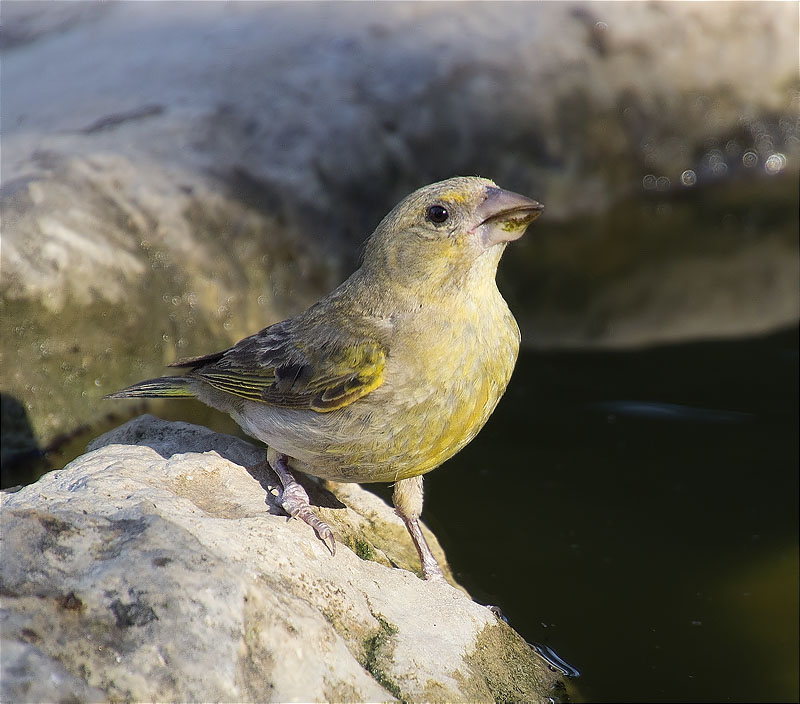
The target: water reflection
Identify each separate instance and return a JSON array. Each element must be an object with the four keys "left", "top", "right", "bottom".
[{"left": 583, "top": 400, "right": 754, "bottom": 424}]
